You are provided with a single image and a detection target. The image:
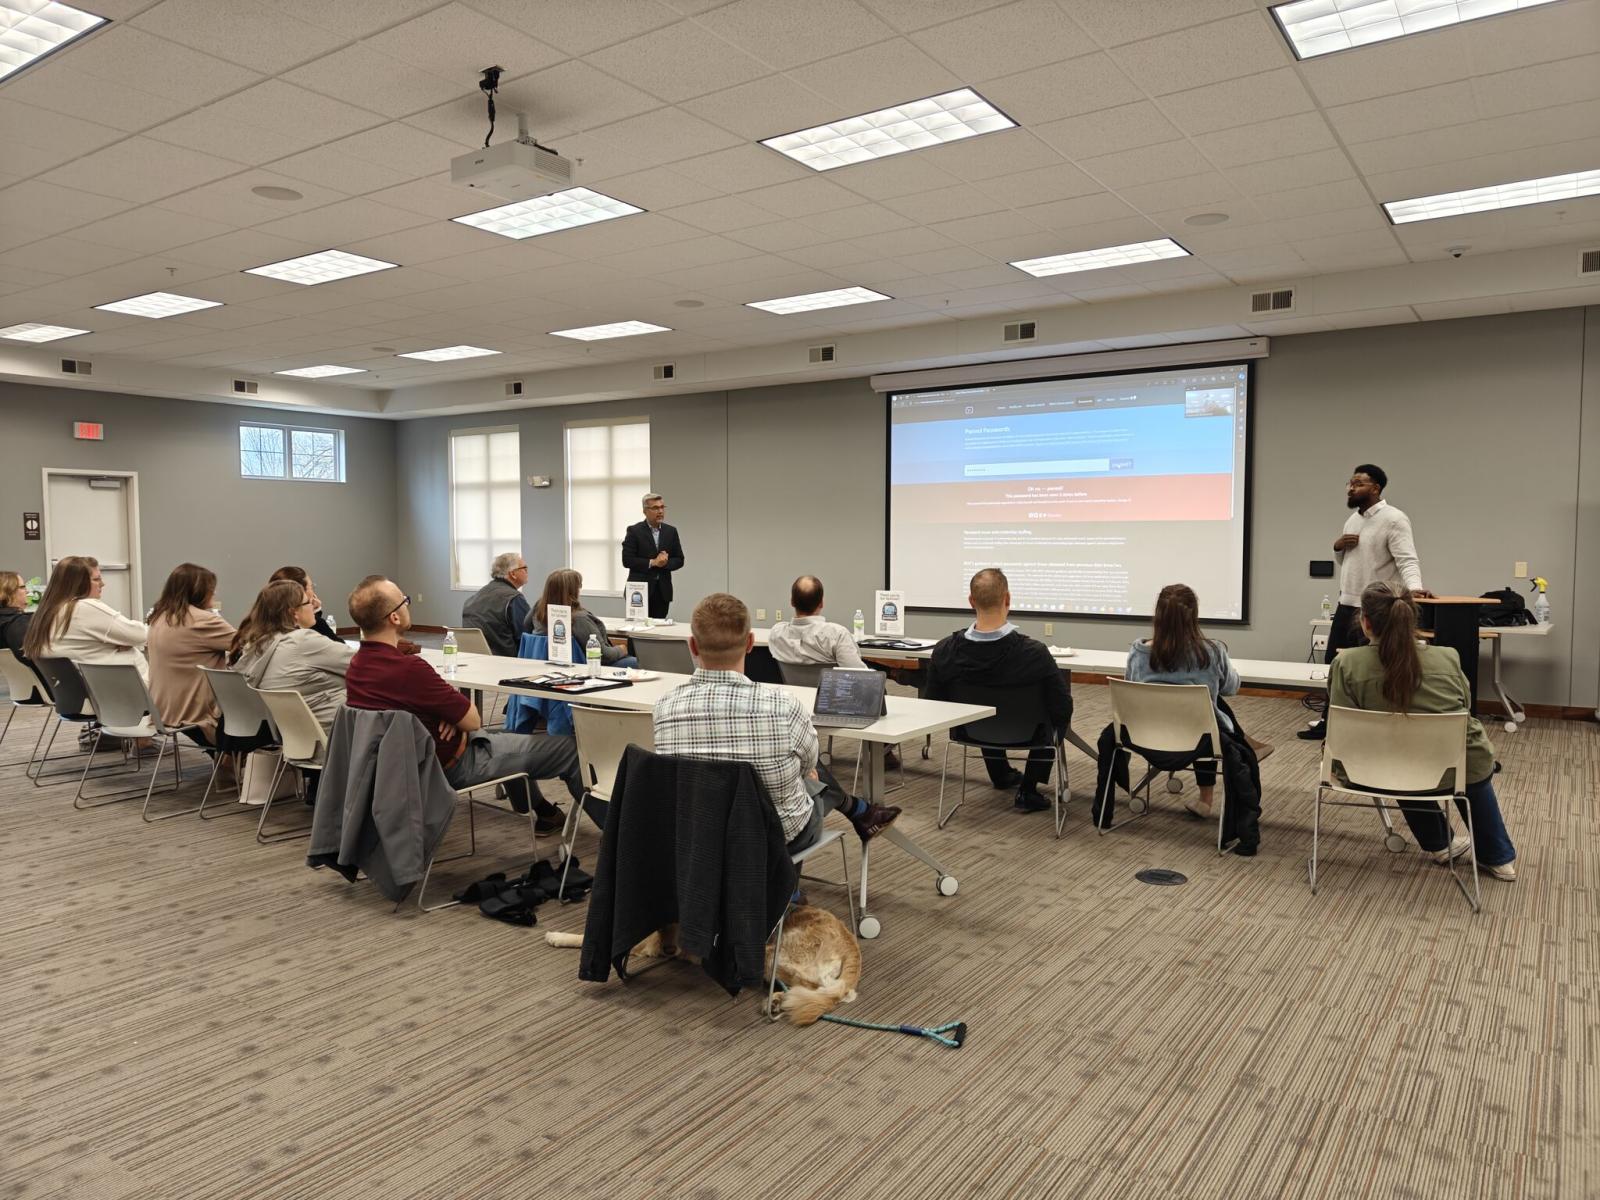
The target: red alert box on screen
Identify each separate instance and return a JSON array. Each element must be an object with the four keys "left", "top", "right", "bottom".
[{"left": 73, "top": 421, "right": 104, "bottom": 441}]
